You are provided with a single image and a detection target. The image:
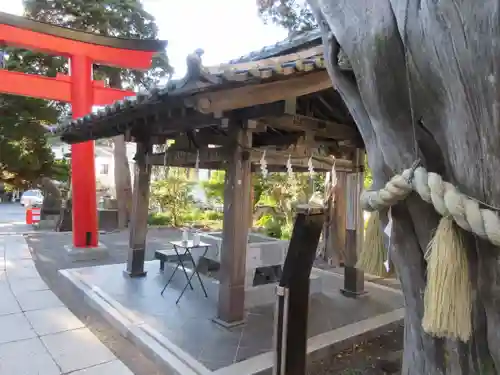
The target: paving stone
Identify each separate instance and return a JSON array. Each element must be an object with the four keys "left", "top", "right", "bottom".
[
  {"left": 4, "top": 243, "right": 31, "bottom": 260},
  {"left": 25, "top": 306, "right": 85, "bottom": 336},
  {"left": 69, "top": 360, "right": 134, "bottom": 375},
  {"left": 9, "top": 277, "right": 49, "bottom": 295},
  {"left": 41, "top": 328, "right": 116, "bottom": 373},
  {"left": 5, "top": 260, "right": 38, "bottom": 280},
  {"left": 16, "top": 289, "right": 64, "bottom": 312},
  {"left": 0, "top": 312, "right": 36, "bottom": 344},
  {"left": 0, "top": 337, "right": 60, "bottom": 375},
  {"left": 0, "top": 289, "right": 21, "bottom": 316},
  {"left": 6, "top": 259, "right": 35, "bottom": 269}
]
